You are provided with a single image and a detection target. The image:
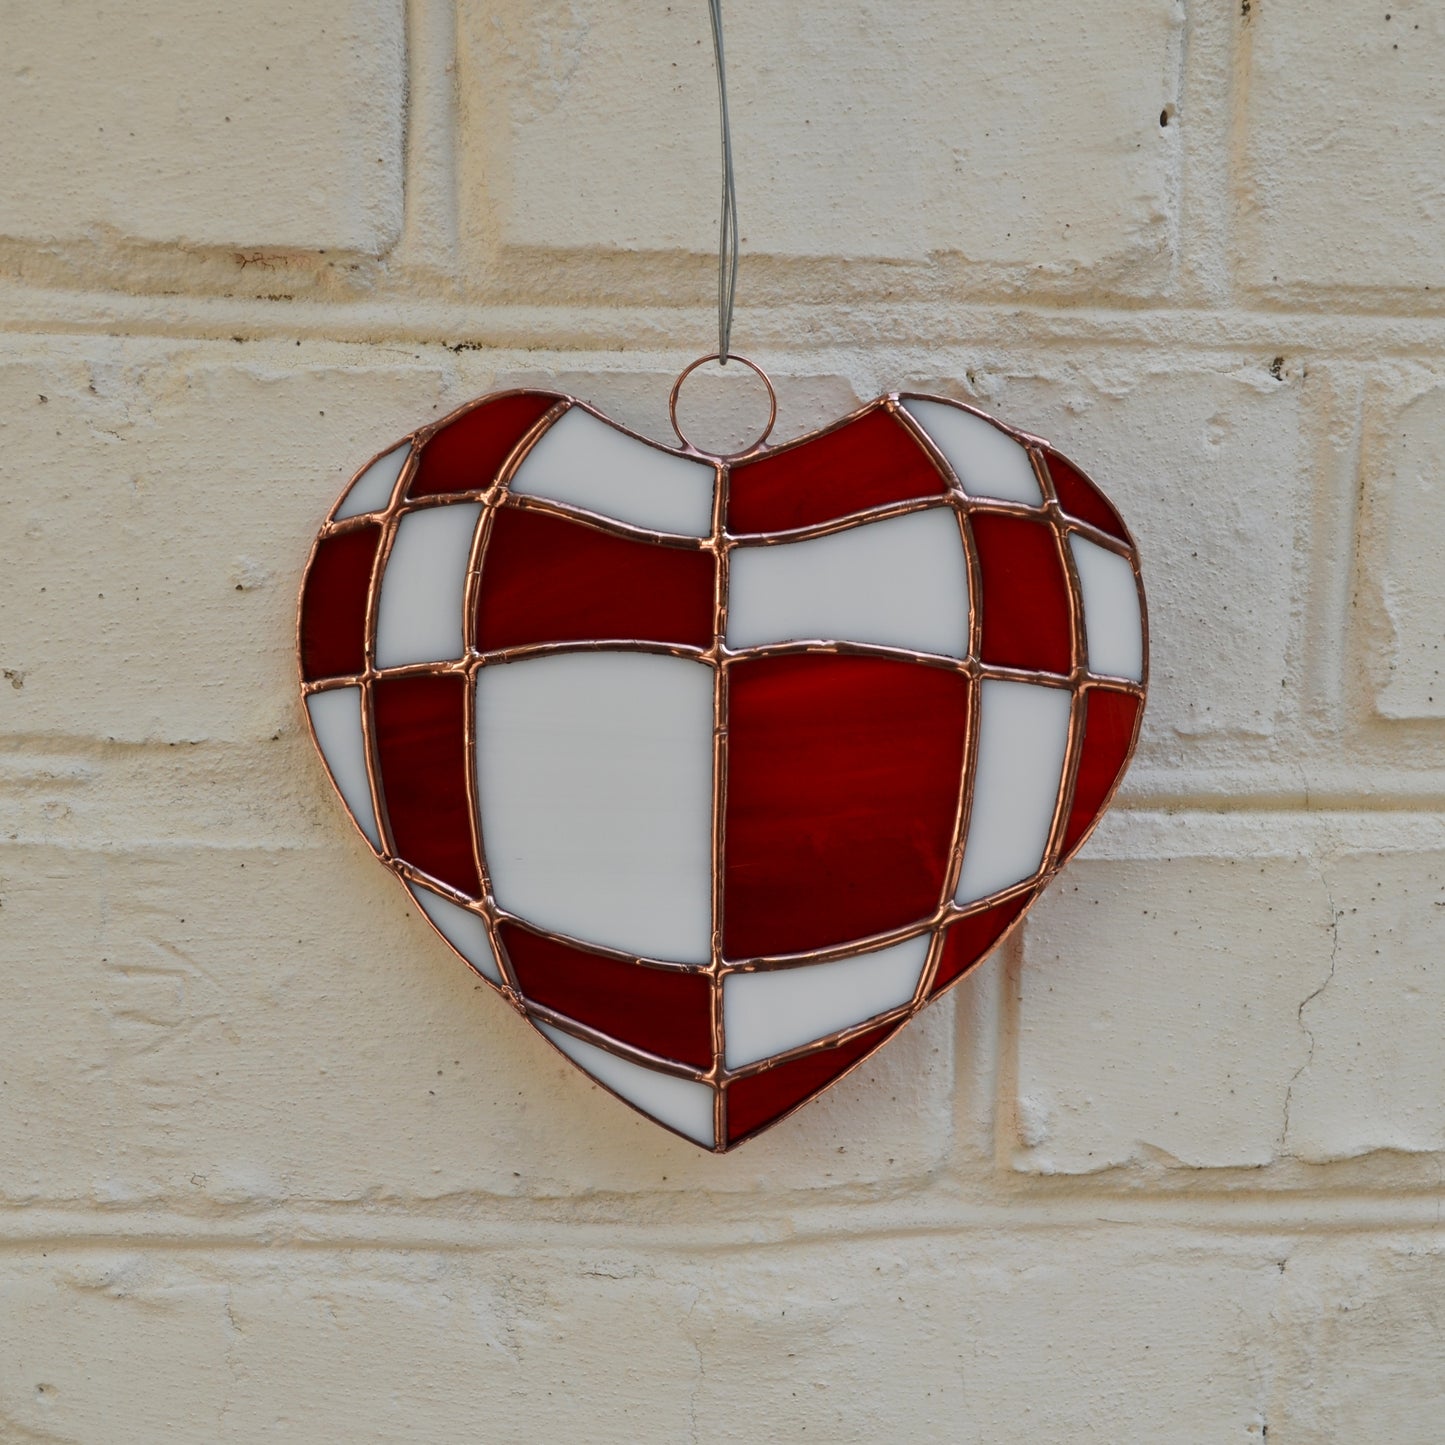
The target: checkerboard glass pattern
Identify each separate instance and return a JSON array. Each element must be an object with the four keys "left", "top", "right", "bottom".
[{"left": 300, "top": 389, "right": 1147, "bottom": 1150}]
